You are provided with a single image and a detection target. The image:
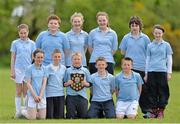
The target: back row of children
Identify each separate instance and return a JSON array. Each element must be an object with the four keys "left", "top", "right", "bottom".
[{"left": 10, "top": 11, "right": 173, "bottom": 119}]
